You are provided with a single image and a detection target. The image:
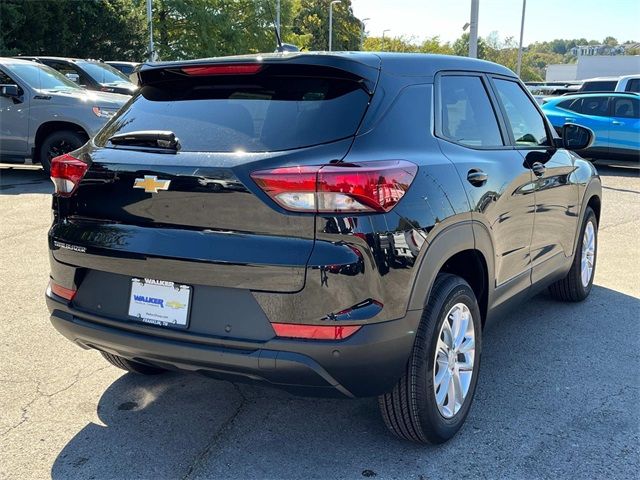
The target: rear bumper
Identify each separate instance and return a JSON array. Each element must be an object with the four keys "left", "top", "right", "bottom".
[{"left": 47, "top": 294, "right": 421, "bottom": 398}]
